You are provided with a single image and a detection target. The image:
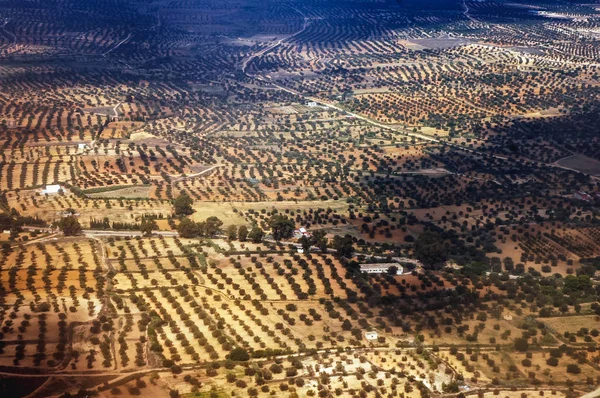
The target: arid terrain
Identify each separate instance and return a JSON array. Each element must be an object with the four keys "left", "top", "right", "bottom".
[{"left": 1, "top": 0, "right": 600, "bottom": 397}]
